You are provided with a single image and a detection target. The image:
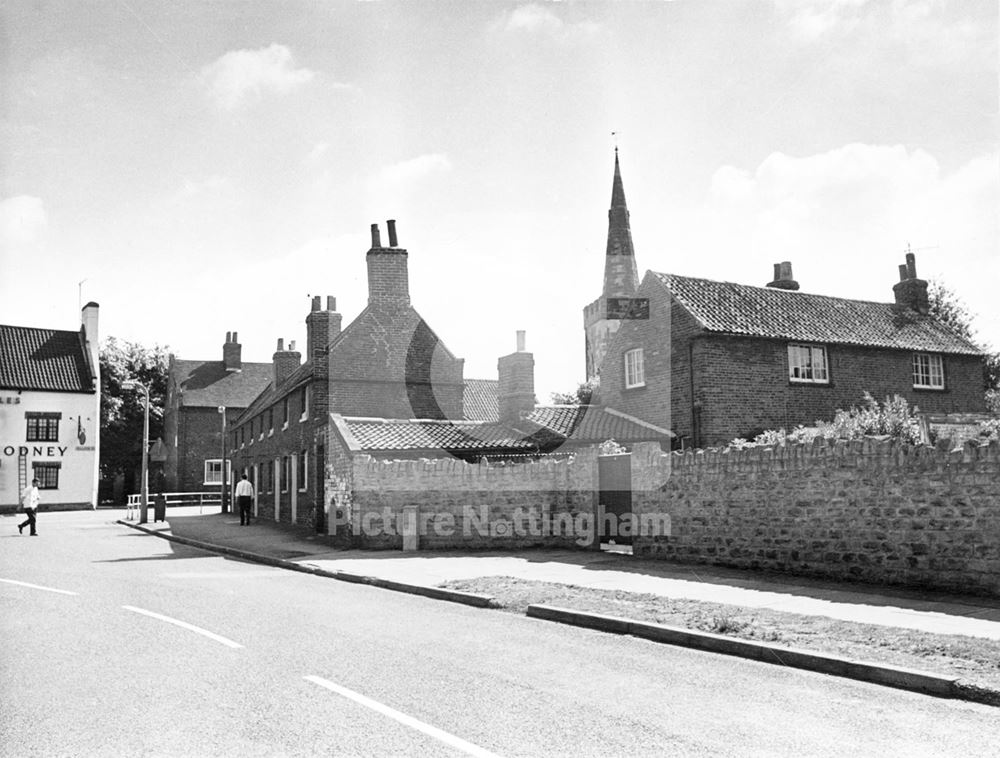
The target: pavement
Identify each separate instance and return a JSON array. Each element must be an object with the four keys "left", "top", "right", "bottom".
[{"left": 122, "top": 505, "right": 1000, "bottom": 641}]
